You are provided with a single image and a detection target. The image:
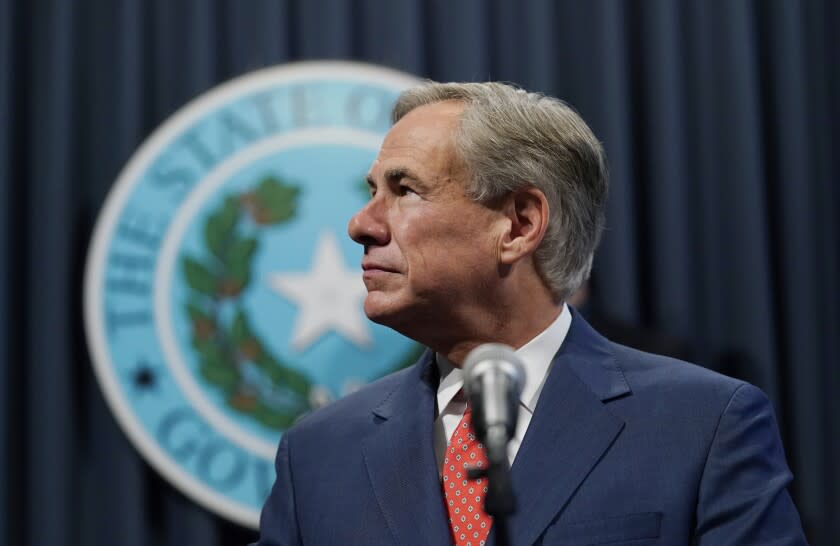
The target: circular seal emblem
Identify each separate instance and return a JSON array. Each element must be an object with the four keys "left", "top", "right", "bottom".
[{"left": 84, "top": 61, "right": 422, "bottom": 528}]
